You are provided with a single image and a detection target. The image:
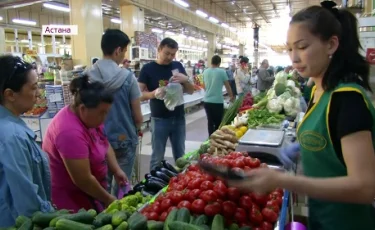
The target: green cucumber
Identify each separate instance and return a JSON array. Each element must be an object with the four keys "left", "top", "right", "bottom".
[
  {"left": 18, "top": 219, "right": 33, "bottom": 230},
  {"left": 95, "top": 224, "right": 113, "bottom": 230},
  {"left": 15, "top": 215, "right": 30, "bottom": 227},
  {"left": 114, "top": 221, "right": 128, "bottom": 230},
  {"left": 49, "top": 212, "right": 95, "bottom": 226},
  {"left": 93, "top": 213, "right": 113, "bottom": 228},
  {"left": 189, "top": 216, "right": 195, "bottom": 224},
  {"left": 198, "top": 225, "right": 210, "bottom": 230},
  {"left": 112, "top": 211, "right": 127, "bottom": 226},
  {"left": 147, "top": 220, "right": 164, "bottom": 230},
  {"left": 193, "top": 215, "right": 208, "bottom": 226},
  {"left": 43, "top": 228, "right": 56, "bottom": 230},
  {"left": 211, "top": 214, "right": 224, "bottom": 230},
  {"left": 55, "top": 219, "right": 93, "bottom": 230},
  {"left": 87, "top": 209, "right": 97, "bottom": 217},
  {"left": 176, "top": 208, "right": 190, "bottom": 223},
  {"left": 32, "top": 212, "right": 66, "bottom": 227},
  {"left": 163, "top": 208, "right": 178, "bottom": 230},
  {"left": 127, "top": 212, "right": 147, "bottom": 230},
  {"left": 228, "top": 223, "right": 239, "bottom": 230},
  {"left": 168, "top": 221, "right": 203, "bottom": 230}
]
